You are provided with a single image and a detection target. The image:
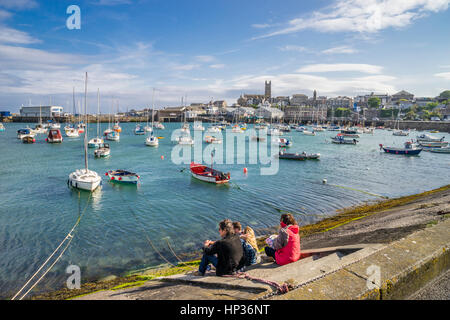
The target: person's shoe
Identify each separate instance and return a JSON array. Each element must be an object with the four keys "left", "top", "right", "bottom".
[{"left": 192, "top": 271, "right": 205, "bottom": 277}]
